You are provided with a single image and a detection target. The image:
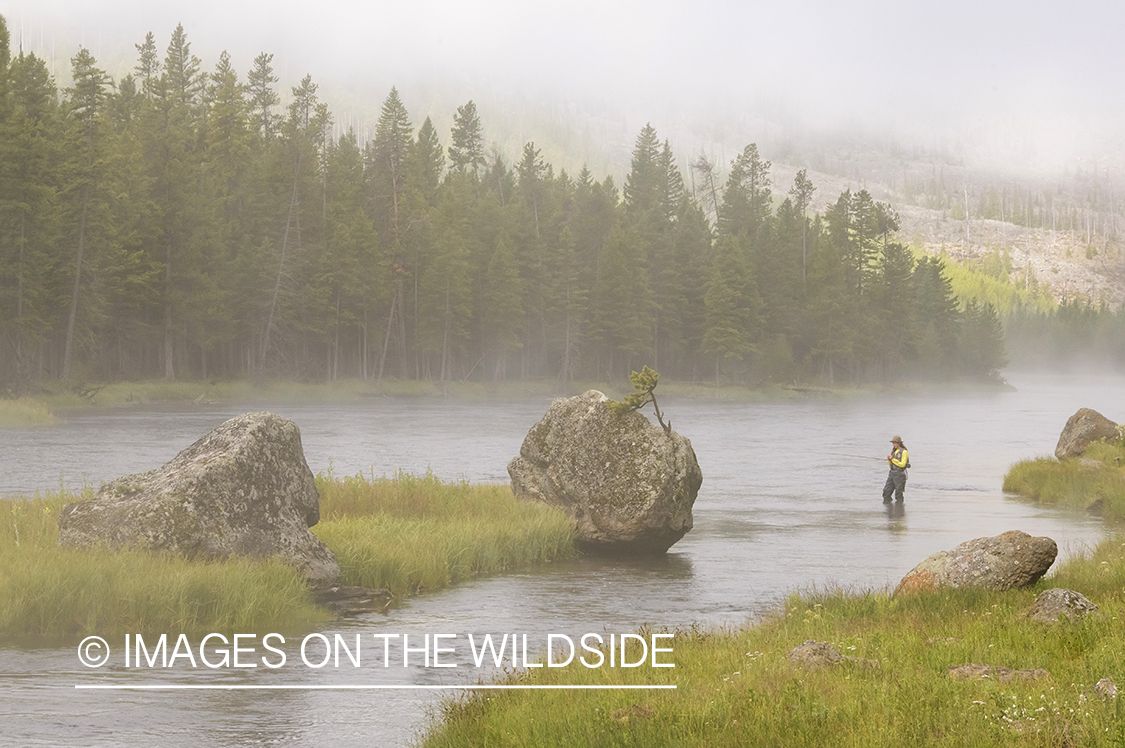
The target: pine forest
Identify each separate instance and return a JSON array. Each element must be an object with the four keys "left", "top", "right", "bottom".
[{"left": 0, "top": 20, "right": 1033, "bottom": 393}]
